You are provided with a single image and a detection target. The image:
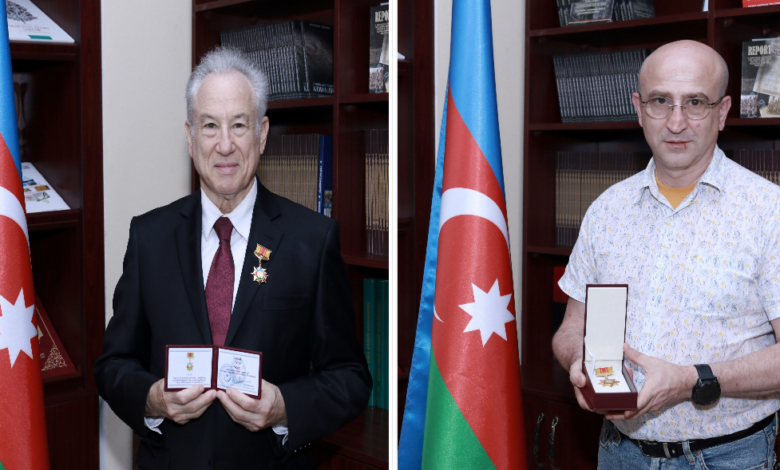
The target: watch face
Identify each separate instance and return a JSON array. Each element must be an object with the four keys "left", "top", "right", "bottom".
[{"left": 695, "top": 381, "right": 721, "bottom": 406}]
